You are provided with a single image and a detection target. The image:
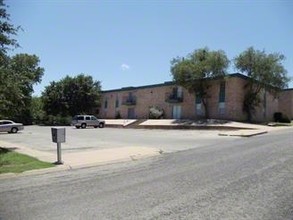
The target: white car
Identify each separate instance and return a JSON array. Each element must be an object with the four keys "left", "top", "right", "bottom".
[{"left": 0, "top": 120, "right": 24, "bottom": 133}]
